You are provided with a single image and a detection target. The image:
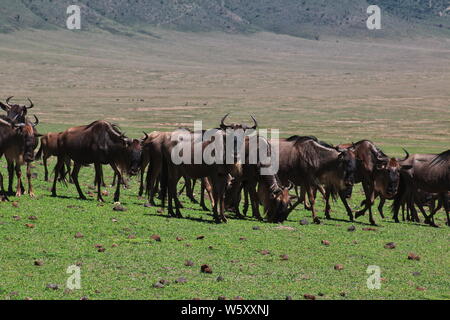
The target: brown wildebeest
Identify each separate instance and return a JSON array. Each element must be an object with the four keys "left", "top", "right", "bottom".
[
  {"left": 392, "top": 150, "right": 450, "bottom": 226},
  {"left": 0, "top": 115, "right": 41, "bottom": 198},
  {"left": 51, "top": 120, "right": 142, "bottom": 202},
  {"left": 270, "top": 136, "right": 357, "bottom": 223},
  {"left": 334, "top": 140, "right": 403, "bottom": 225},
  {"left": 35, "top": 132, "right": 72, "bottom": 182},
  {"left": 0, "top": 96, "right": 34, "bottom": 123},
  {"left": 159, "top": 115, "right": 288, "bottom": 223}
]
